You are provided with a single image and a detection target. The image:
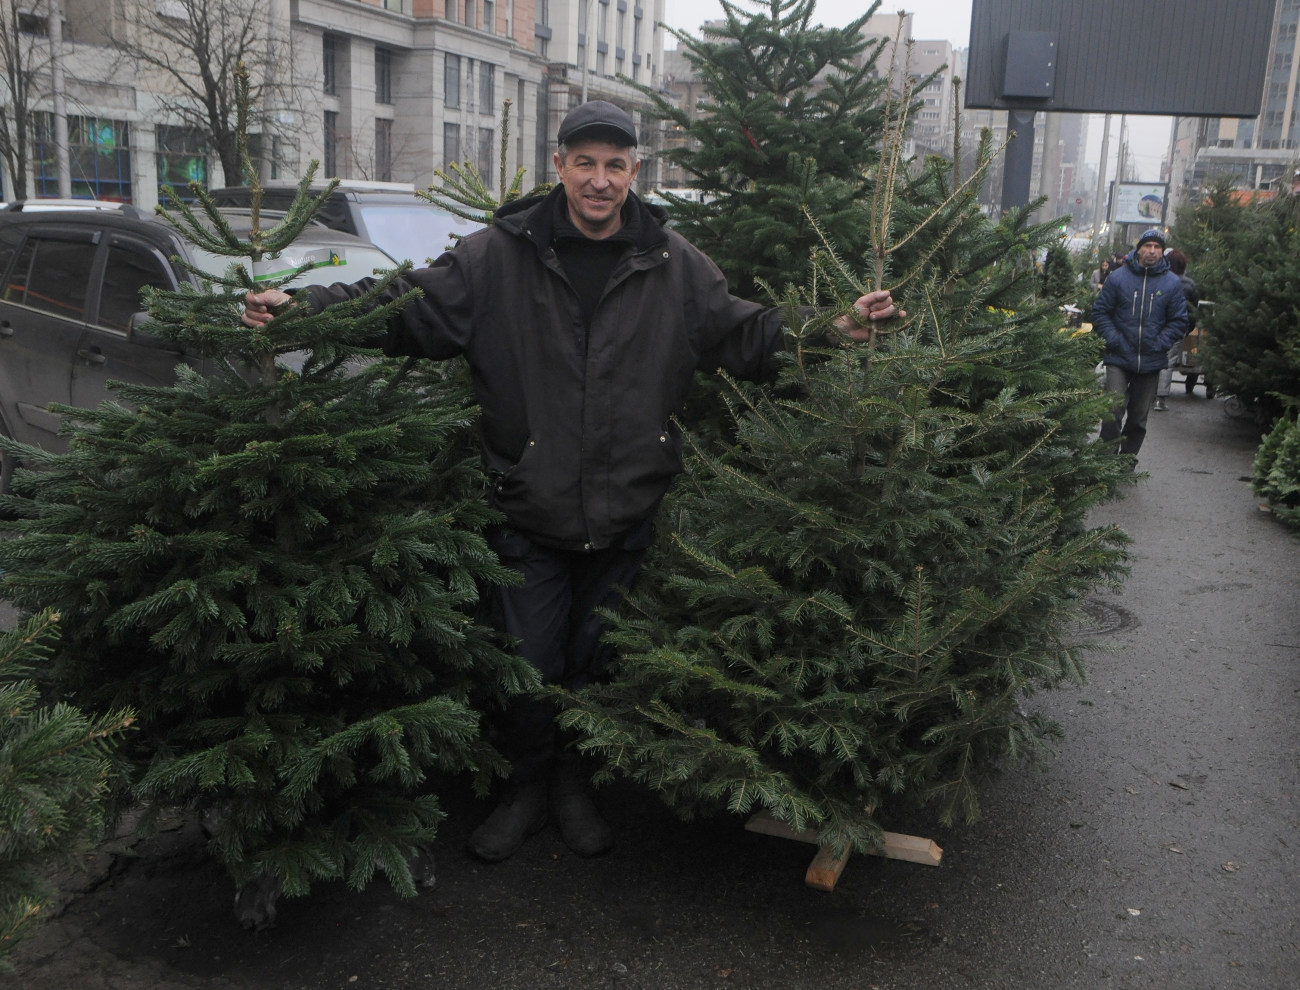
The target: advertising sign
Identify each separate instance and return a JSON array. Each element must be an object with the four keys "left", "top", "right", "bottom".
[{"left": 1111, "top": 183, "right": 1168, "bottom": 225}]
